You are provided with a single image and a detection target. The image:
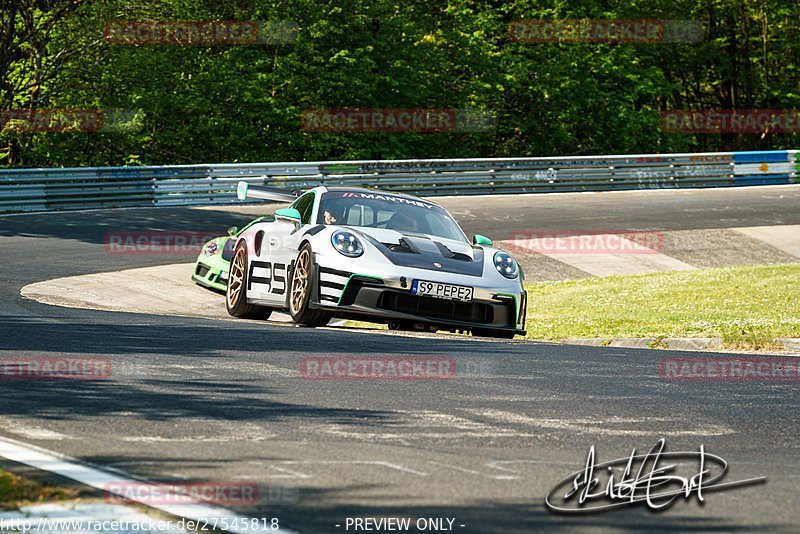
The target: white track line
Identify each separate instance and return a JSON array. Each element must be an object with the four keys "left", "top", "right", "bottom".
[{"left": 0, "top": 436, "right": 299, "bottom": 534}]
